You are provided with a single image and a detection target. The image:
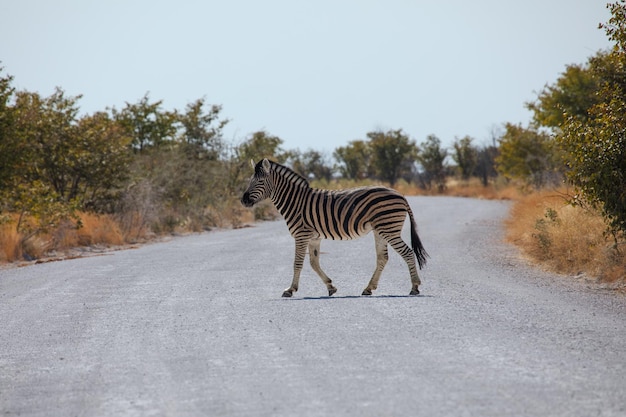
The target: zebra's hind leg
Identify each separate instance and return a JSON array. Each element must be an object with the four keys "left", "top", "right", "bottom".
[
  {"left": 385, "top": 233, "right": 421, "bottom": 296},
  {"left": 308, "top": 239, "right": 337, "bottom": 296},
  {"left": 362, "top": 232, "right": 389, "bottom": 296}
]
